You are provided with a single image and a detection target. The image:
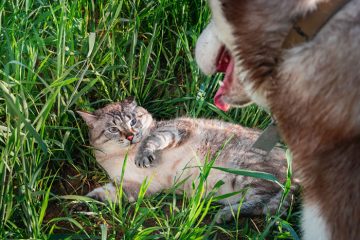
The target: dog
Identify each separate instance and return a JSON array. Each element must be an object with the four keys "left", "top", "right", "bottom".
[{"left": 195, "top": 0, "right": 360, "bottom": 239}]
